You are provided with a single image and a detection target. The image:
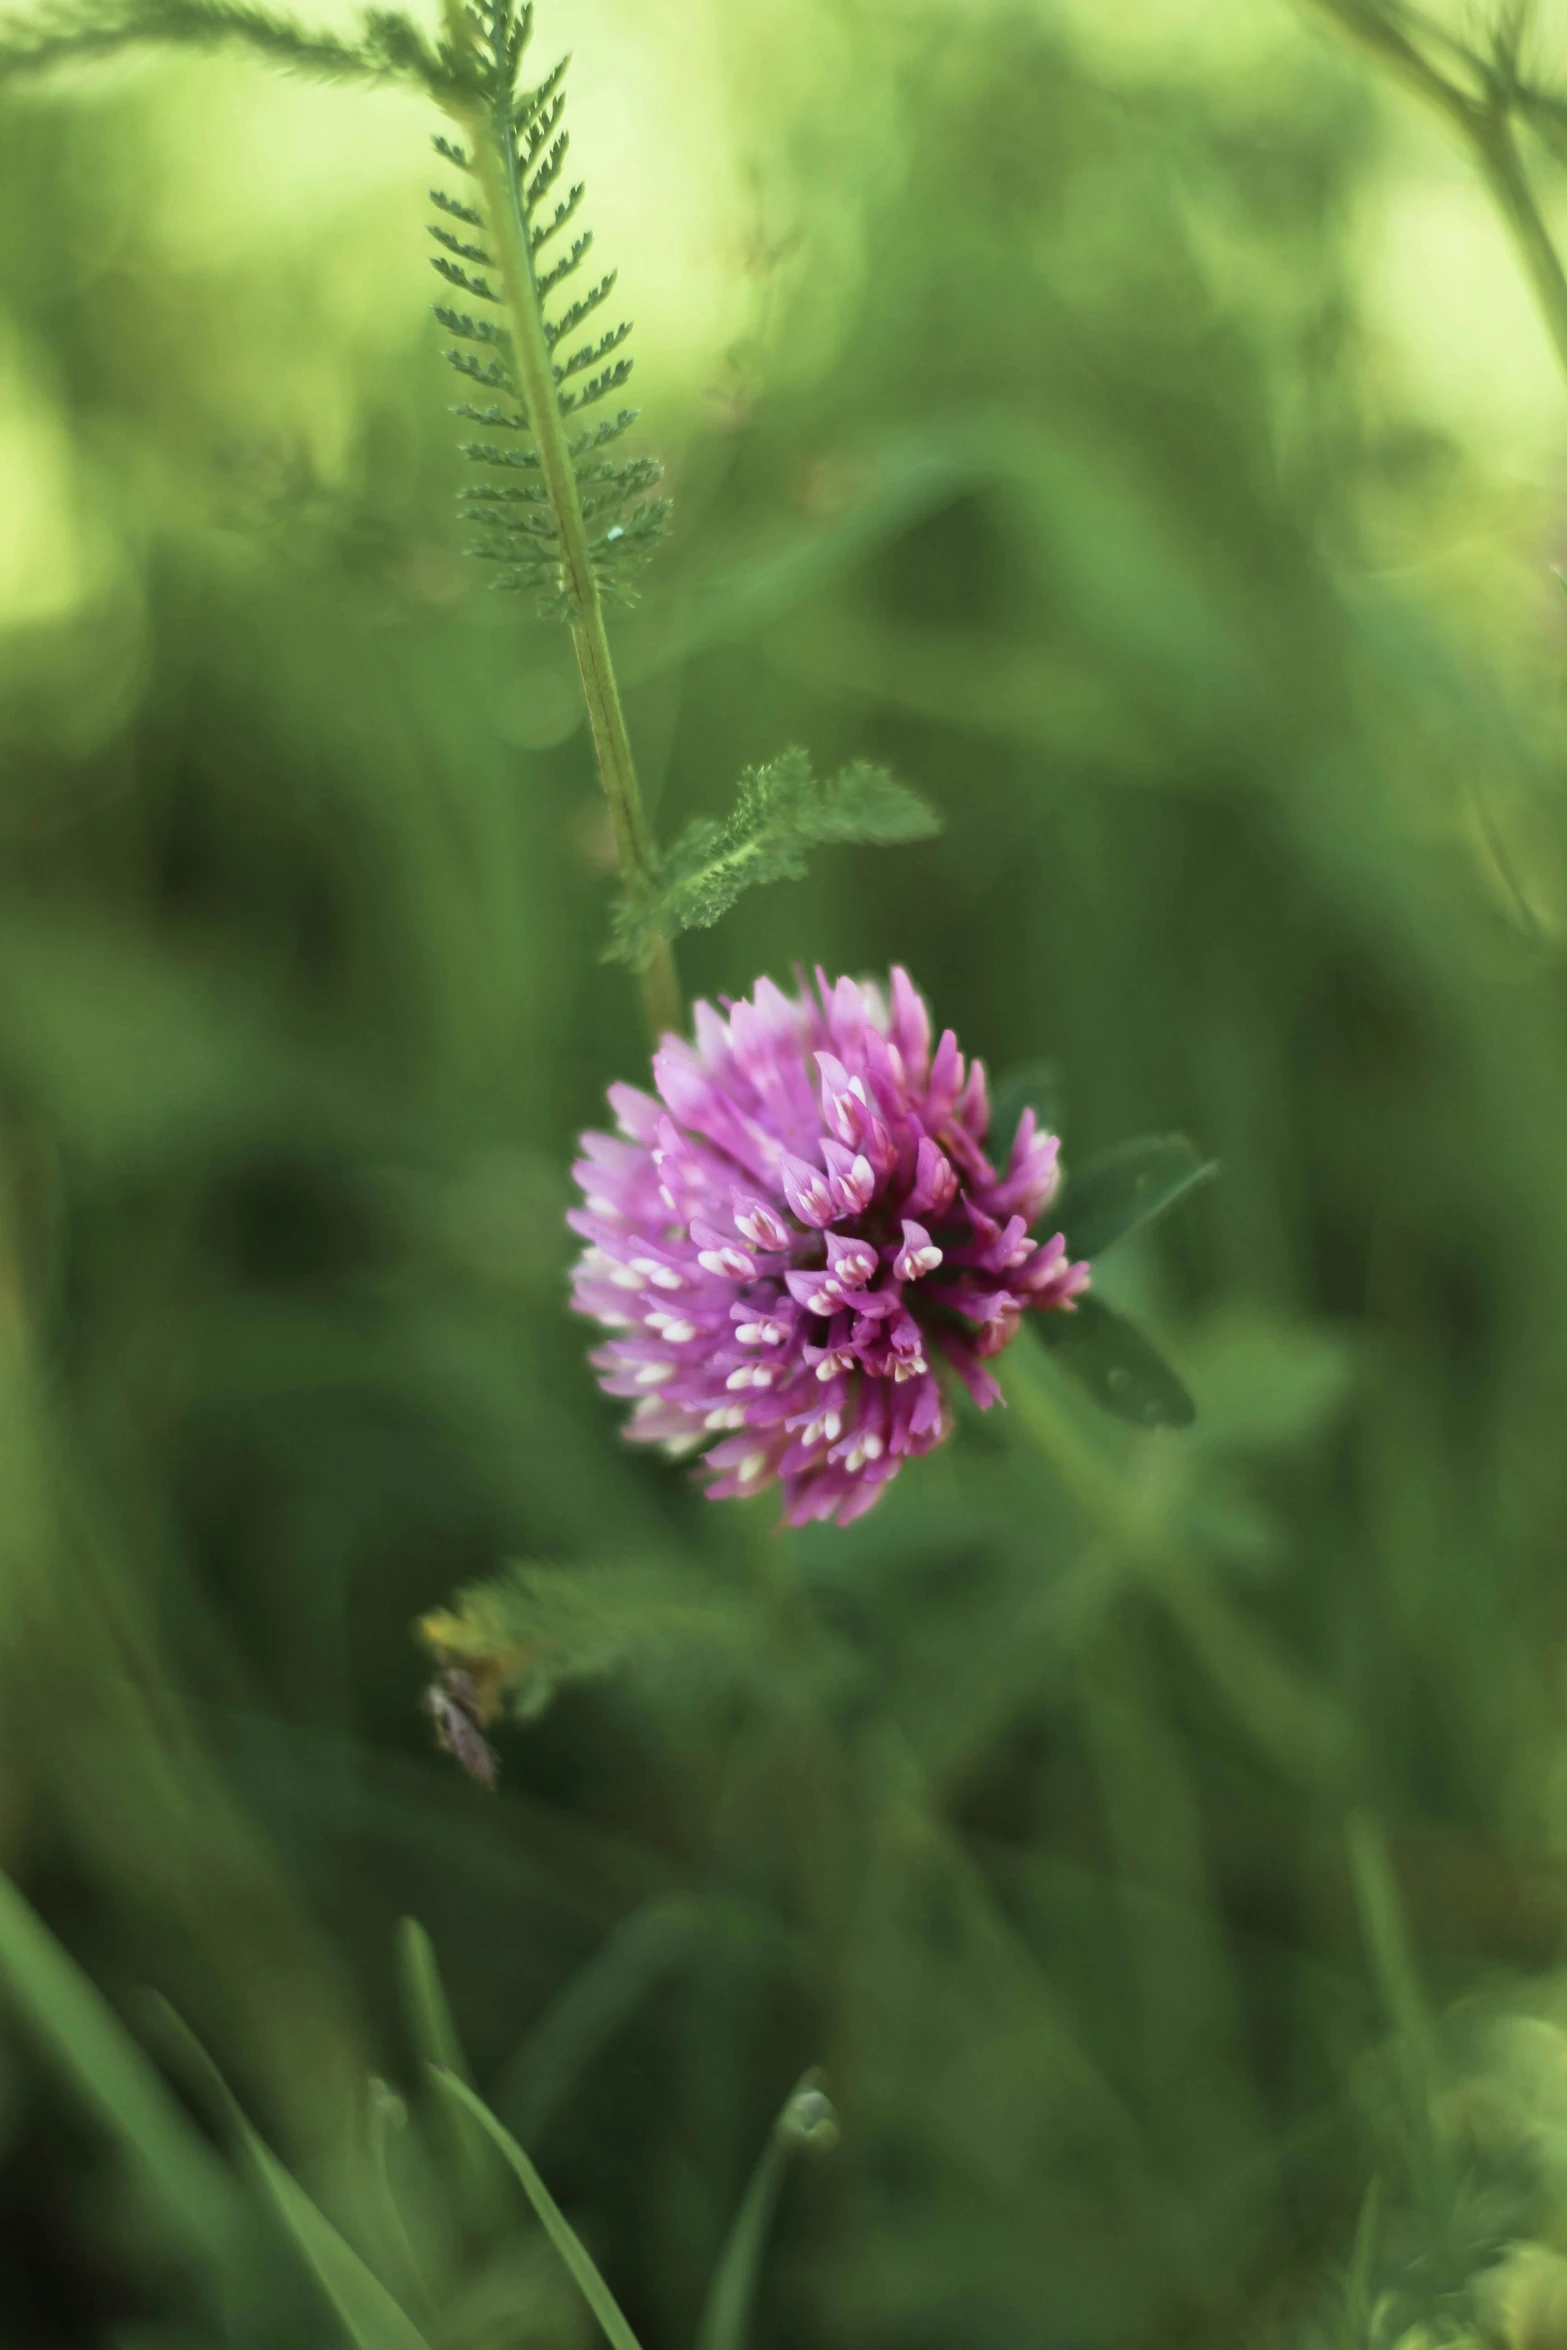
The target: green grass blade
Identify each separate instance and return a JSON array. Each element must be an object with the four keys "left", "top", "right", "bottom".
[
  {"left": 1346, "top": 1812, "right": 1438, "bottom": 2081},
  {"left": 396, "top": 1917, "right": 509, "bottom": 2234},
  {"left": 428, "top": 2066, "right": 644, "bottom": 2350},
  {"left": 396, "top": 1918, "right": 469, "bottom": 2083},
  {"left": 238, "top": 2120, "right": 435, "bottom": 2350},
  {"left": 365, "top": 2078, "right": 441, "bottom": 2331},
  {"left": 1346, "top": 1812, "right": 1452, "bottom": 2225},
  {"left": 148, "top": 1993, "right": 435, "bottom": 2350},
  {"left": 0, "top": 1868, "right": 242, "bottom": 2261},
  {"left": 495, "top": 1893, "right": 703, "bottom": 2145},
  {"left": 1337, "top": 2176, "right": 1382, "bottom": 2349},
  {"left": 696, "top": 2073, "right": 838, "bottom": 2350}
]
